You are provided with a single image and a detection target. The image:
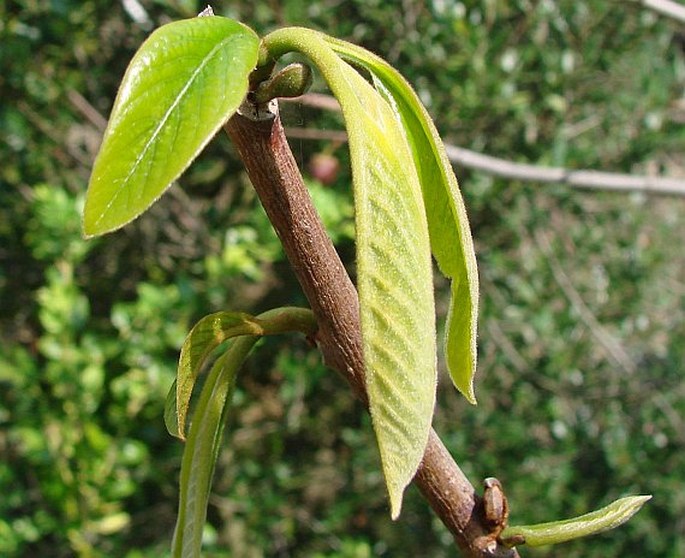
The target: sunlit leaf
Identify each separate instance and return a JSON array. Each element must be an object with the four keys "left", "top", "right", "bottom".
[
  {"left": 83, "top": 17, "right": 259, "bottom": 236},
  {"left": 263, "top": 29, "right": 437, "bottom": 518},
  {"left": 501, "top": 495, "right": 652, "bottom": 547},
  {"left": 169, "top": 308, "right": 316, "bottom": 440},
  {"left": 325, "top": 38, "right": 479, "bottom": 403}
]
